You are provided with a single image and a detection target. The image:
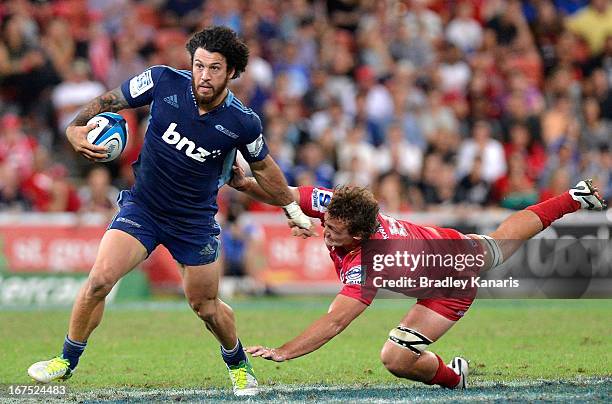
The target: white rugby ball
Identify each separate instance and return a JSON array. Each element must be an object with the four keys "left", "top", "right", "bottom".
[{"left": 86, "top": 112, "right": 128, "bottom": 162}]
